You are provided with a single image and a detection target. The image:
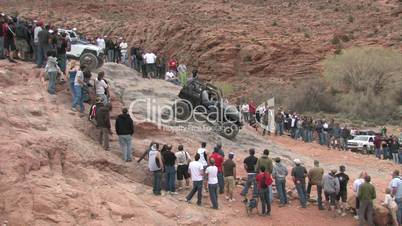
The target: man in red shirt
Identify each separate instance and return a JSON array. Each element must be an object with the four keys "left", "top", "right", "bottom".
[
  {"left": 210, "top": 148, "right": 224, "bottom": 194},
  {"left": 373, "top": 134, "right": 382, "bottom": 159},
  {"left": 256, "top": 165, "right": 273, "bottom": 216}
]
